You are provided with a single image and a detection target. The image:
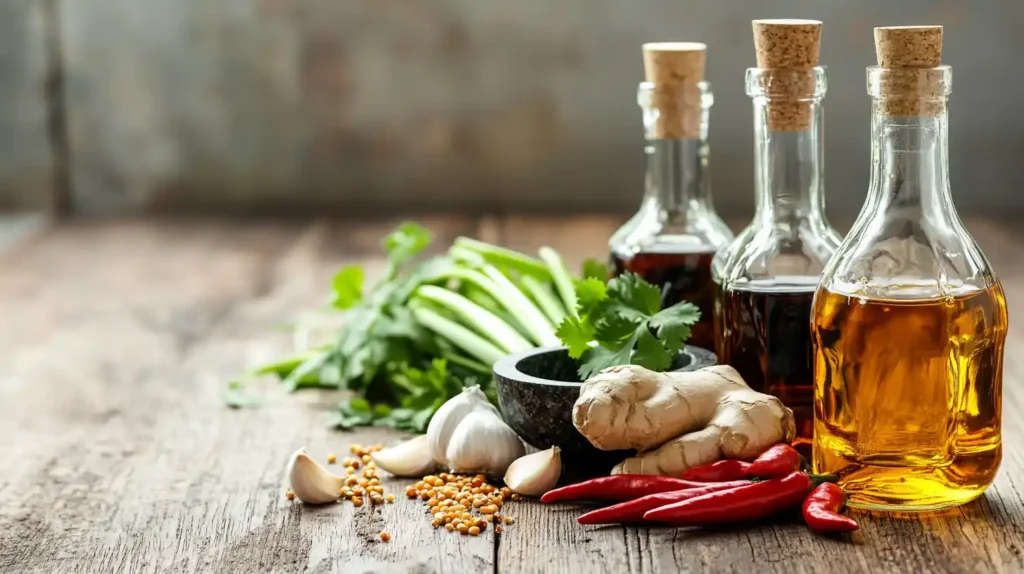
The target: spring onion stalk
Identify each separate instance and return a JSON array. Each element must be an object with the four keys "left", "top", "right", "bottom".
[
  {"left": 454, "top": 237, "right": 551, "bottom": 279},
  {"left": 519, "top": 275, "right": 567, "bottom": 326},
  {"left": 412, "top": 306, "right": 507, "bottom": 366},
  {"left": 440, "top": 267, "right": 547, "bottom": 345},
  {"left": 462, "top": 285, "right": 530, "bottom": 338},
  {"left": 443, "top": 353, "right": 493, "bottom": 376},
  {"left": 539, "top": 246, "right": 578, "bottom": 318},
  {"left": 415, "top": 285, "right": 532, "bottom": 353},
  {"left": 478, "top": 266, "right": 559, "bottom": 346}
]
